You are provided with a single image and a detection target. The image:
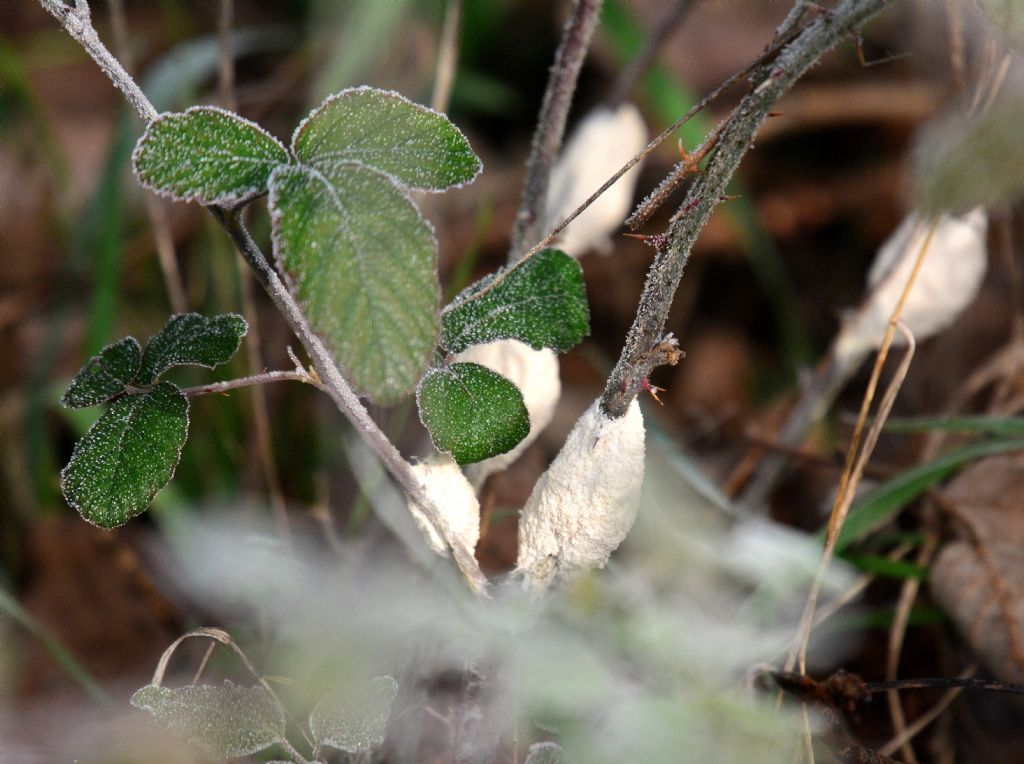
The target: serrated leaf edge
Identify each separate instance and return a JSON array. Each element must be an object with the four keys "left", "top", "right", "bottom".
[
  {"left": 60, "top": 335, "right": 143, "bottom": 408},
  {"left": 291, "top": 85, "right": 483, "bottom": 193},
  {"left": 132, "top": 105, "right": 290, "bottom": 207},
  {"left": 60, "top": 383, "right": 191, "bottom": 528},
  {"left": 415, "top": 362, "right": 531, "bottom": 463},
  {"left": 267, "top": 162, "right": 441, "bottom": 402},
  {"left": 439, "top": 249, "right": 588, "bottom": 353},
  {"left": 138, "top": 312, "right": 249, "bottom": 384}
]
